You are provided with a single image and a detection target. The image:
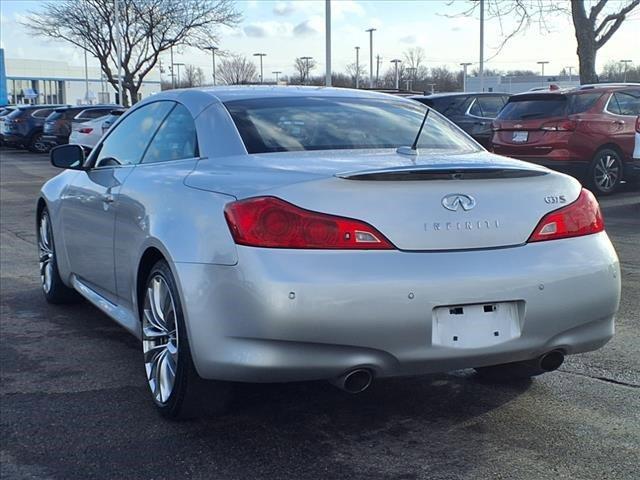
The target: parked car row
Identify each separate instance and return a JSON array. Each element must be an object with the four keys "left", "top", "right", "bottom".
[
  {"left": 0, "top": 104, "right": 124, "bottom": 153},
  {"left": 412, "top": 84, "right": 640, "bottom": 194}
]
